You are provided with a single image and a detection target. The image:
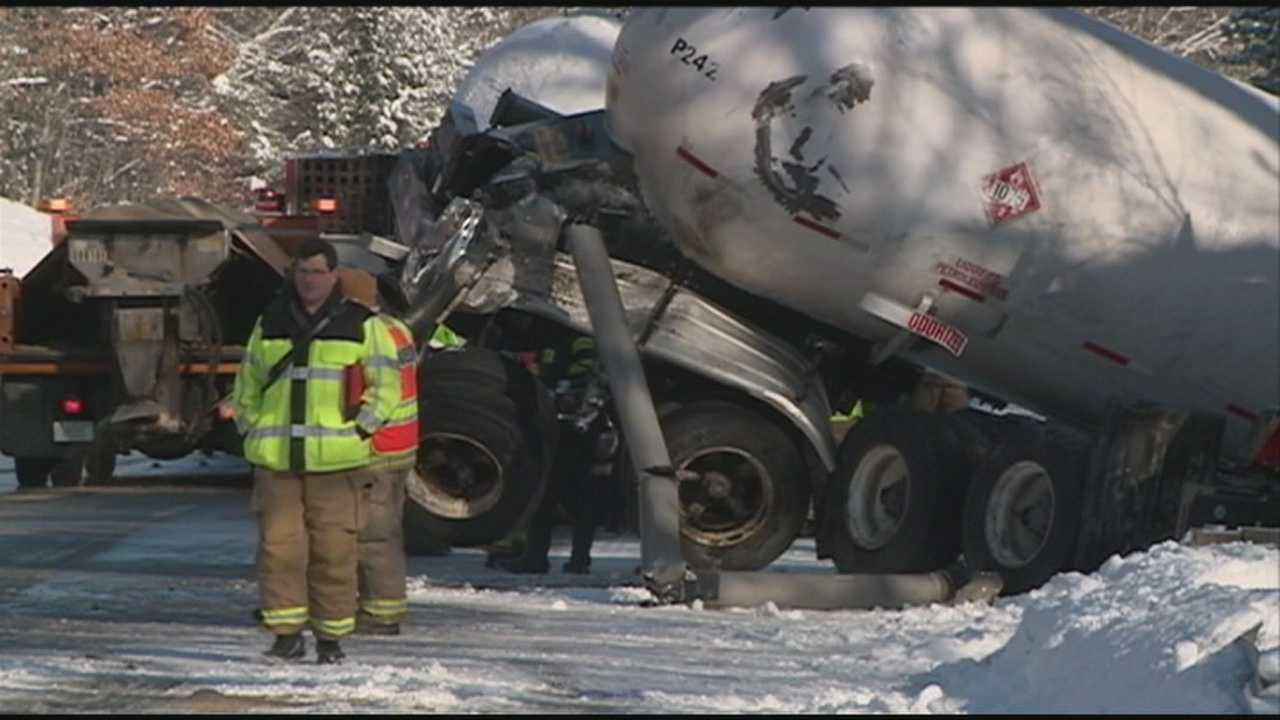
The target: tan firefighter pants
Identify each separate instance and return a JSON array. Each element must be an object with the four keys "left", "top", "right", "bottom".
[
  {"left": 357, "top": 459, "right": 410, "bottom": 626},
  {"left": 251, "top": 466, "right": 375, "bottom": 640}
]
